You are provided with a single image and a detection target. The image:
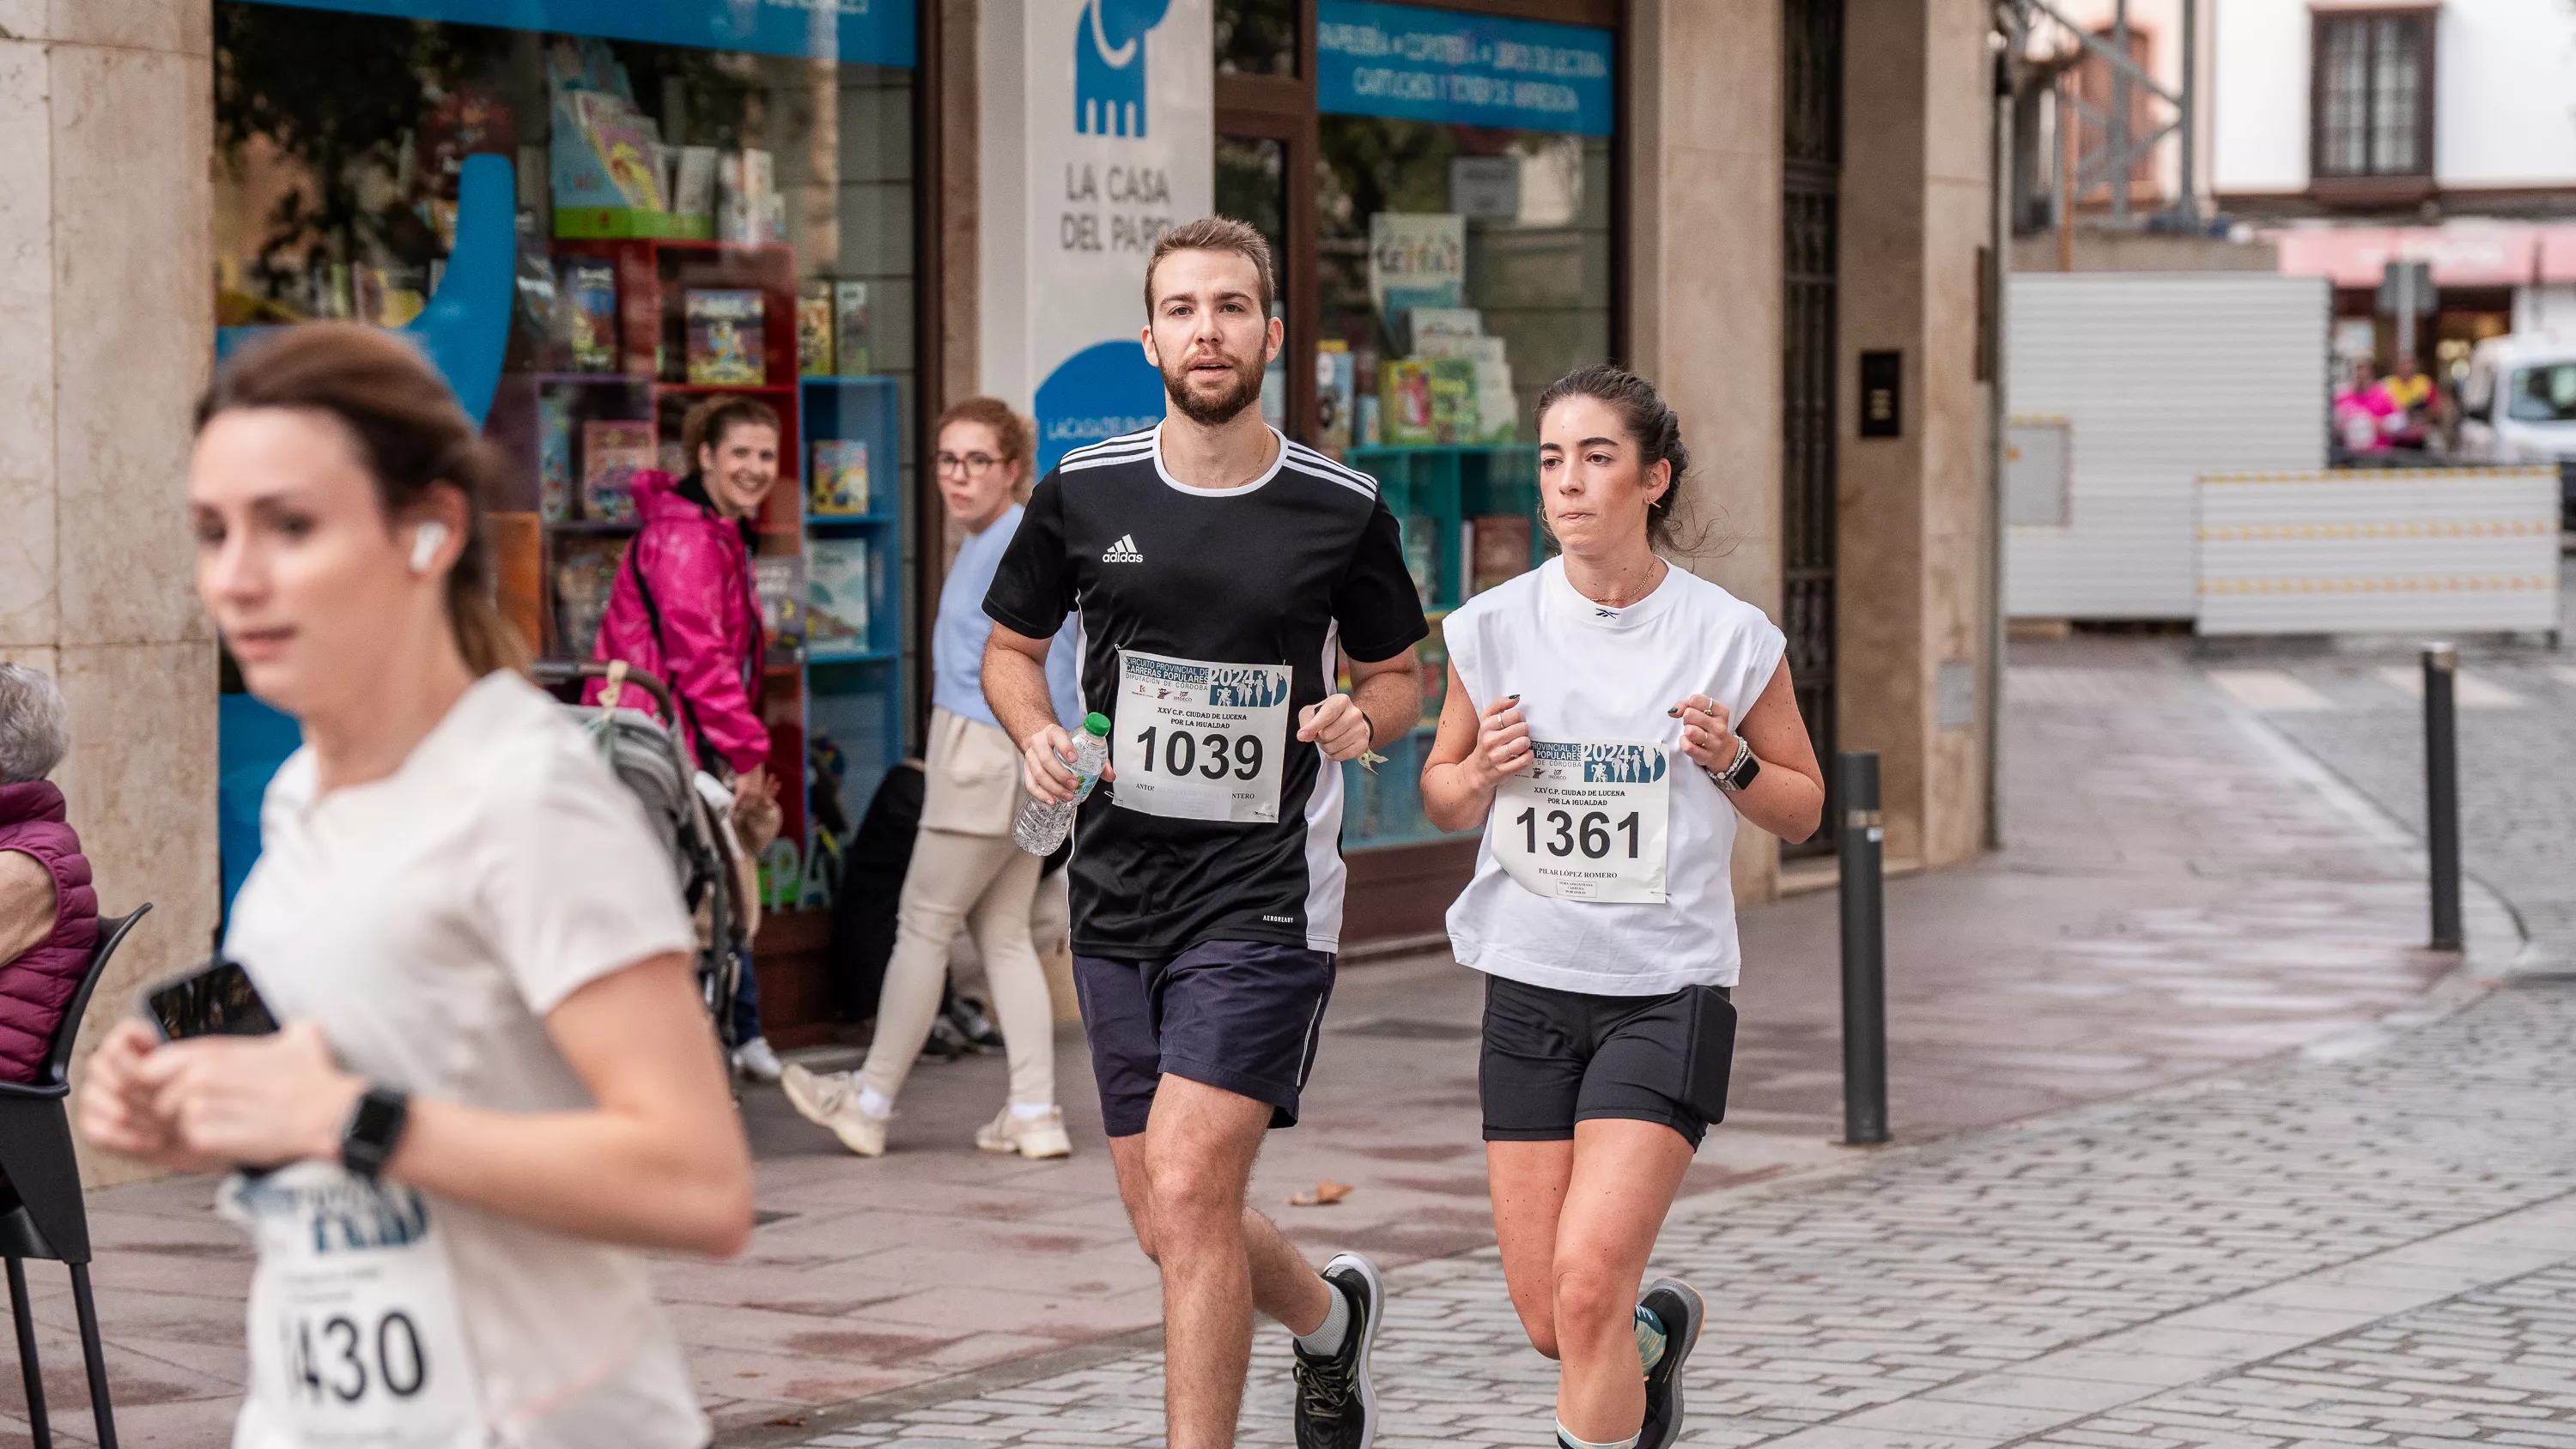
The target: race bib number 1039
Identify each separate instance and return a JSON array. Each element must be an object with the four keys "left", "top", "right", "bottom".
[{"left": 1112, "top": 651, "right": 1292, "bottom": 824}]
